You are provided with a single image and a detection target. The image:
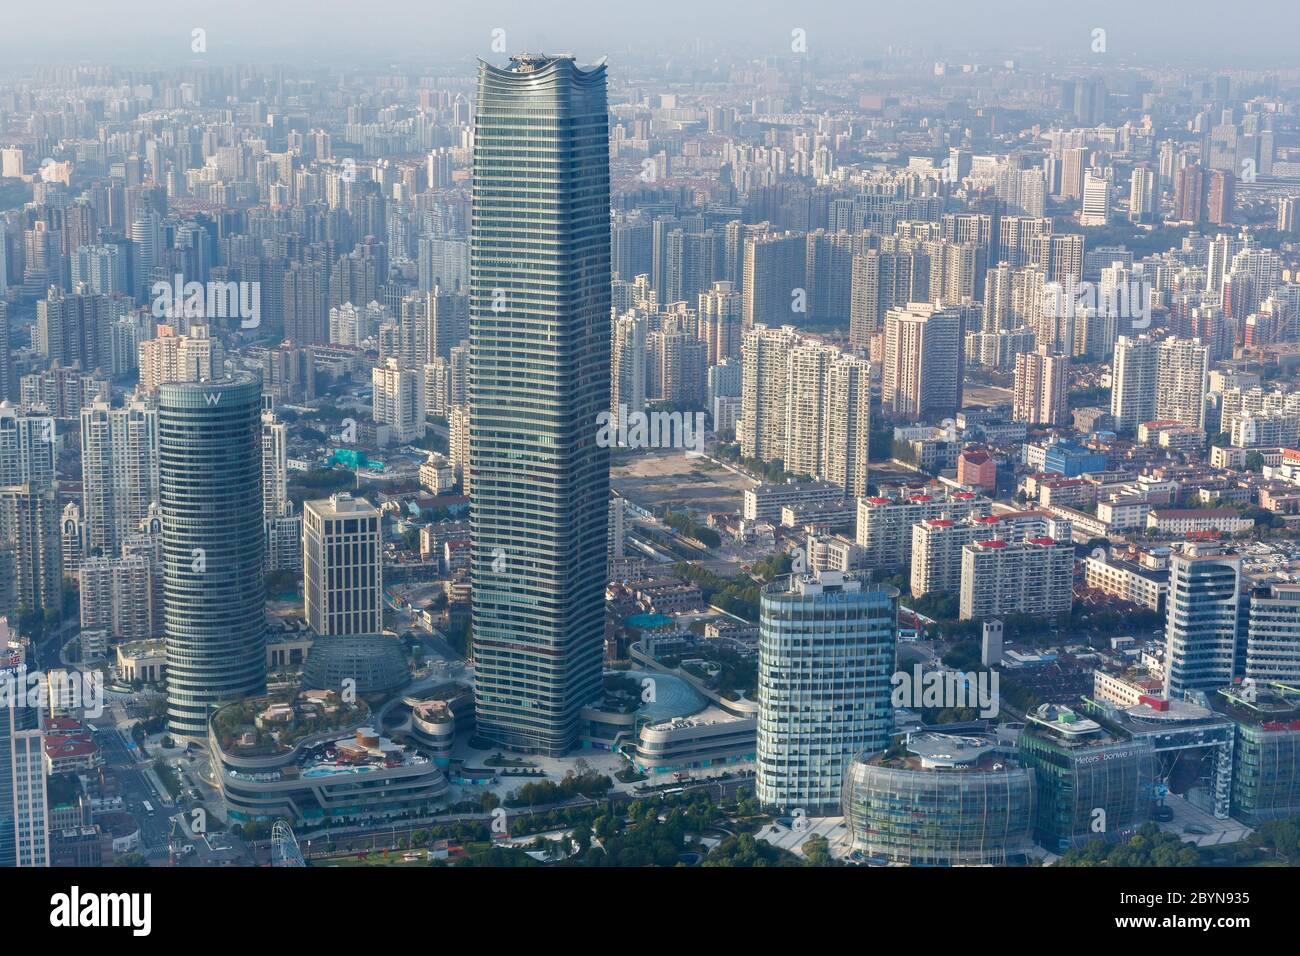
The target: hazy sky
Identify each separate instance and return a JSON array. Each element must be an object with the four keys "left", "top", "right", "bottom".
[{"left": 2, "top": 0, "right": 1298, "bottom": 67}]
